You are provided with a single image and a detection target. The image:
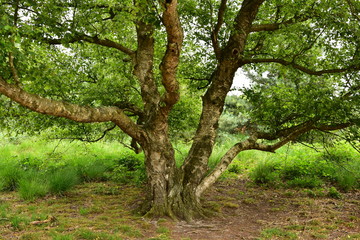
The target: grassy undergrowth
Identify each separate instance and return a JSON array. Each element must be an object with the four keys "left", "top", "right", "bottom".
[
  {"left": 0, "top": 135, "right": 146, "bottom": 200},
  {"left": 0, "top": 134, "right": 359, "bottom": 239},
  {"left": 1, "top": 135, "right": 359, "bottom": 202},
  {"left": 245, "top": 143, "right": 360, "bottom": 192}
]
